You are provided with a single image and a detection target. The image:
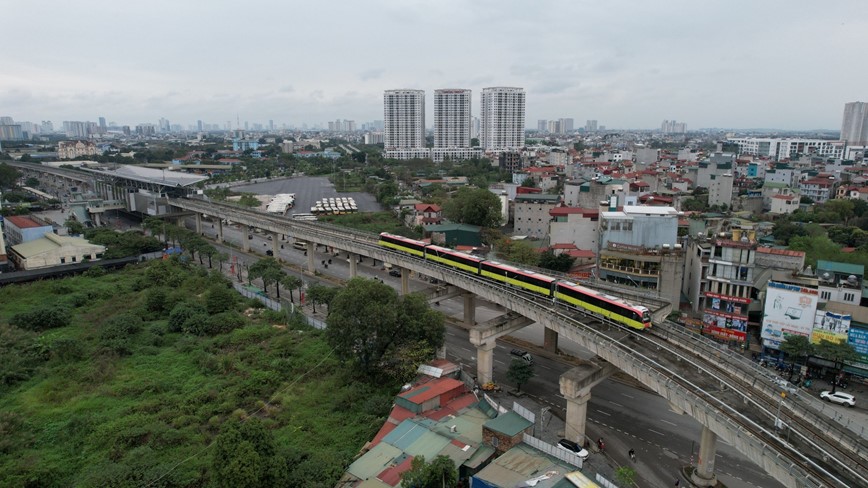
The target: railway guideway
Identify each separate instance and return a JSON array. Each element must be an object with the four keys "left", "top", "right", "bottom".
[{"left": 169, "top": 198, "right": 862, "bottom": 488}]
